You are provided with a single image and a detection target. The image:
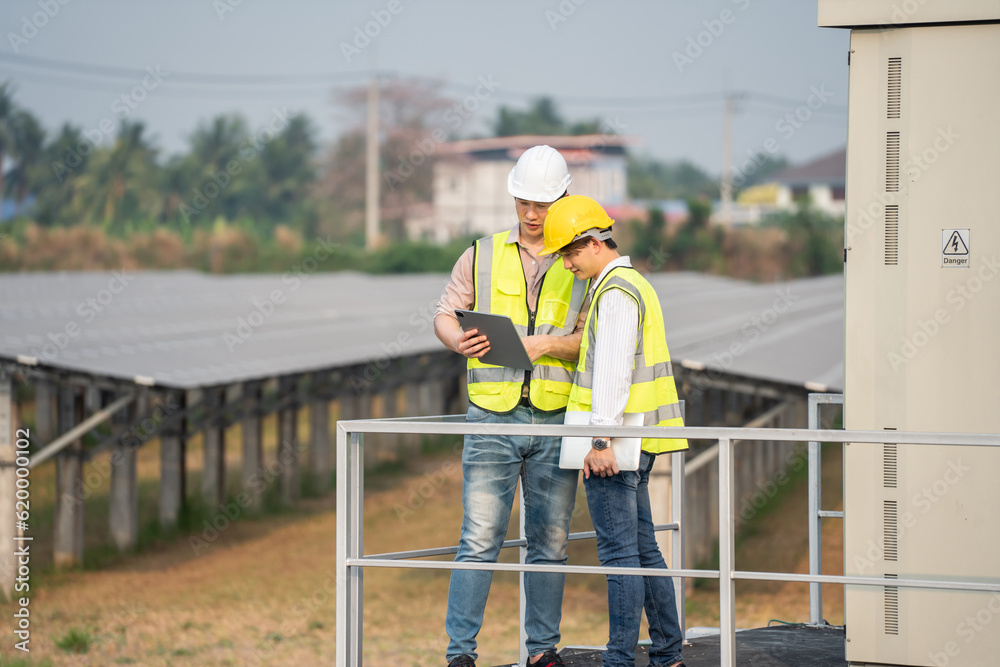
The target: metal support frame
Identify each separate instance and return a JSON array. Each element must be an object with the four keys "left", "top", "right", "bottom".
[
  {"left": 54, "top": 385, "right": 84, "bottom": 568},
  {"left": 807, "top": 393, "right": 845, "bottom": 625},
  {"left": 336, "top": 417, "right": 1000, "bottom": 667},
  {"left": 159, "top": 390, "right": 187, "bottom": 529},
  {"left": 30, "top": 391, "right": 134, "bottom": 468},
  {"left": 109, "top": 392, "right": 140, "bottom": 551},
  {"left": 279, "top": 377, "right": 300, "bottom": 504}
]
